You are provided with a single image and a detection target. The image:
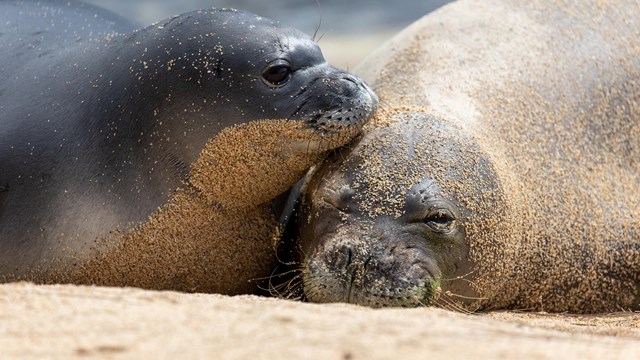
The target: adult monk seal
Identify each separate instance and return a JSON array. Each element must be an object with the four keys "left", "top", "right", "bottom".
[
  {"left": 292, "top": 0, "right": 640, "bottom": 312},
  {"left": 0, "top": 0, "right": 377, "bottom": 293}
]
